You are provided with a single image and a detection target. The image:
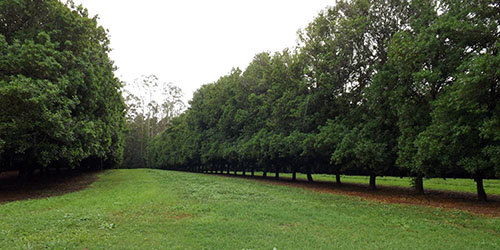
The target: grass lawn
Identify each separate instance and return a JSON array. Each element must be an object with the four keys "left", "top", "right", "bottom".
[
  {"left": 244, "top": 172, "right": 500, "bottom": 195},
  {"left": 0, "top": 169, "right": 499, "bottom": 249}
]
